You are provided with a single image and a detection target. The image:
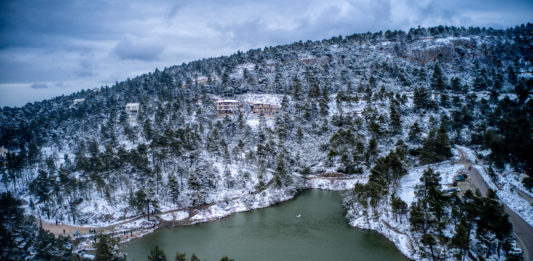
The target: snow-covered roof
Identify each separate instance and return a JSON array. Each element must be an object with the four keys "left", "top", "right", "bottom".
[{"left": 216, "top": 99, "right": 239, "bottom": 103}]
